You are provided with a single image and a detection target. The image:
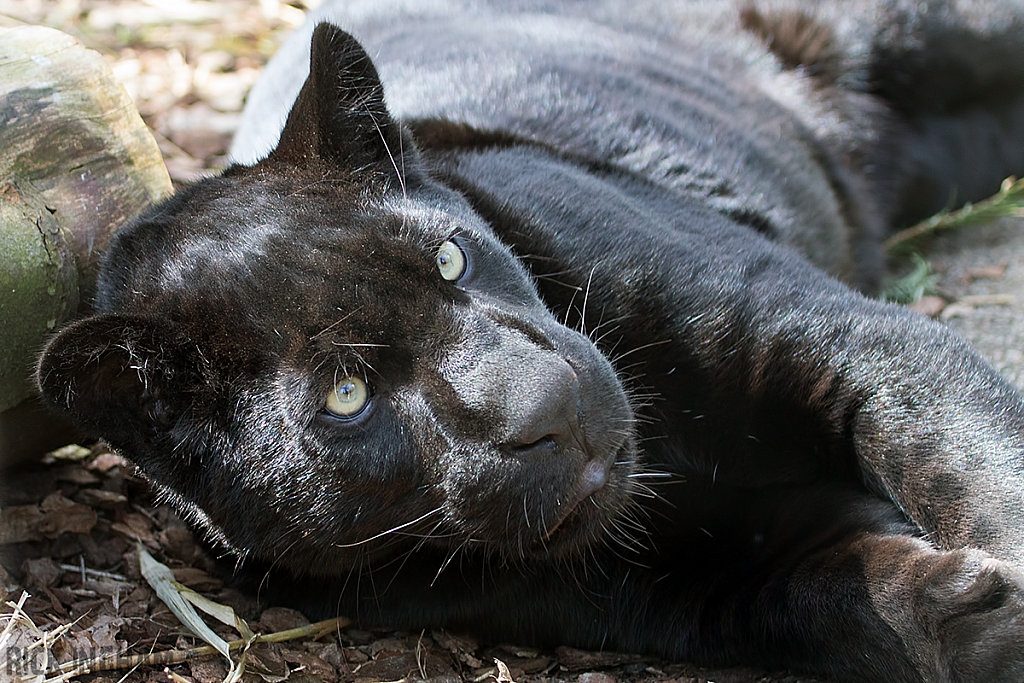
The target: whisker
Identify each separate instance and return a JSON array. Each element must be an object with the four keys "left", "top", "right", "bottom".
[
  {"left": 579, "top": 266, "right": 597, "bottom": 337},
  {"left": 311, "top": 306, "right": 365, "bottom": 340},
  {"left": 373, "top": 113, "right": 407, "bottom": 201},
  {"left": 329, "top": 342, "right": 390, "bottom": 348},
  {"left": 534, "top": 274, "right": 585, "bottom": 292},
  {"left": 335, "top": 507, "right": 442, "bottom": 548},
  {"left": 432, "top": 544, "right": 466, "bottom": 586},
  {"left": 610, "top": 339, "right": 674, "bottom": 364}
]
